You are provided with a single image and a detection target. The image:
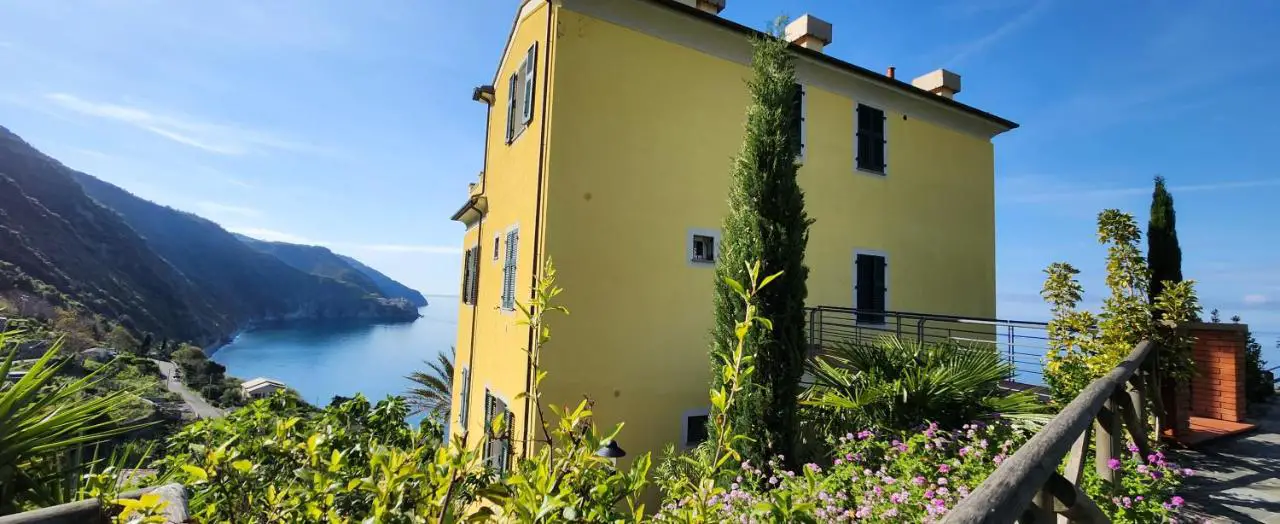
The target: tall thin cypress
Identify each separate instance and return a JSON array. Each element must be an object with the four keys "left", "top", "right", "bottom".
[
  {"left": 1147, "top": 176, "right": 1183, "bottom": 306},
  {"left": 710, "top": 24, "right": 812, "bottom": 467}
]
